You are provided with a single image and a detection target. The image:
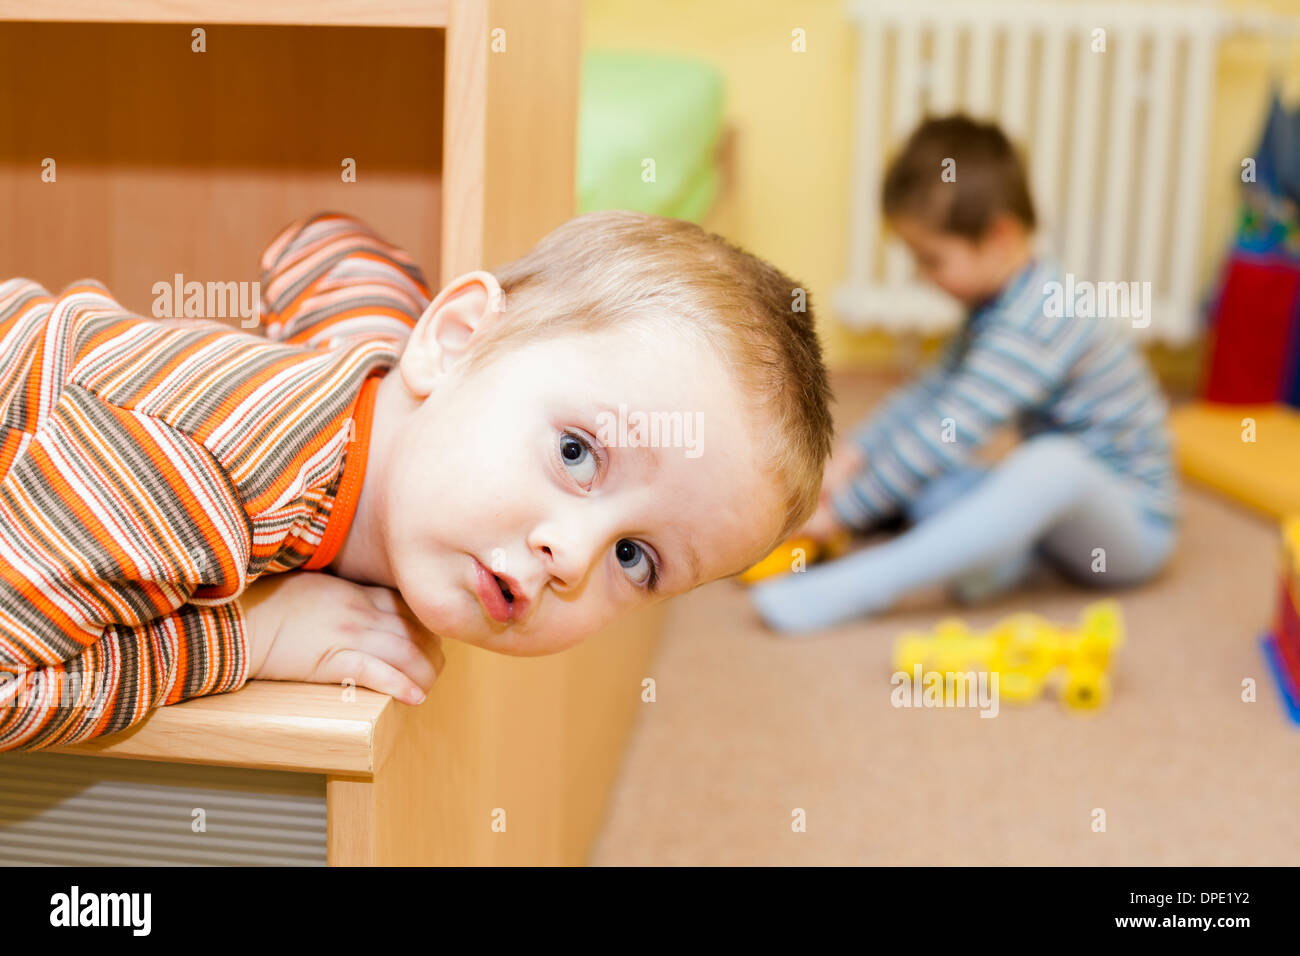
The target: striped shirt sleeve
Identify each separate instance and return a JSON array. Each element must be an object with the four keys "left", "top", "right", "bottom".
[
  {"left": 842, "top": 338, "right": 961, "bottom": 458},
  {"left": 0, "top": 603, "right": 247, "bottom": 752},
  {"left": 0, "top": 381, "right": 252, "bottom": 752},
  {"left": 830, "top": 294, "right": 1079, "bottom": 529},
  {"left": 257, "top": 212, "right": 432, "bottom": 351}
]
